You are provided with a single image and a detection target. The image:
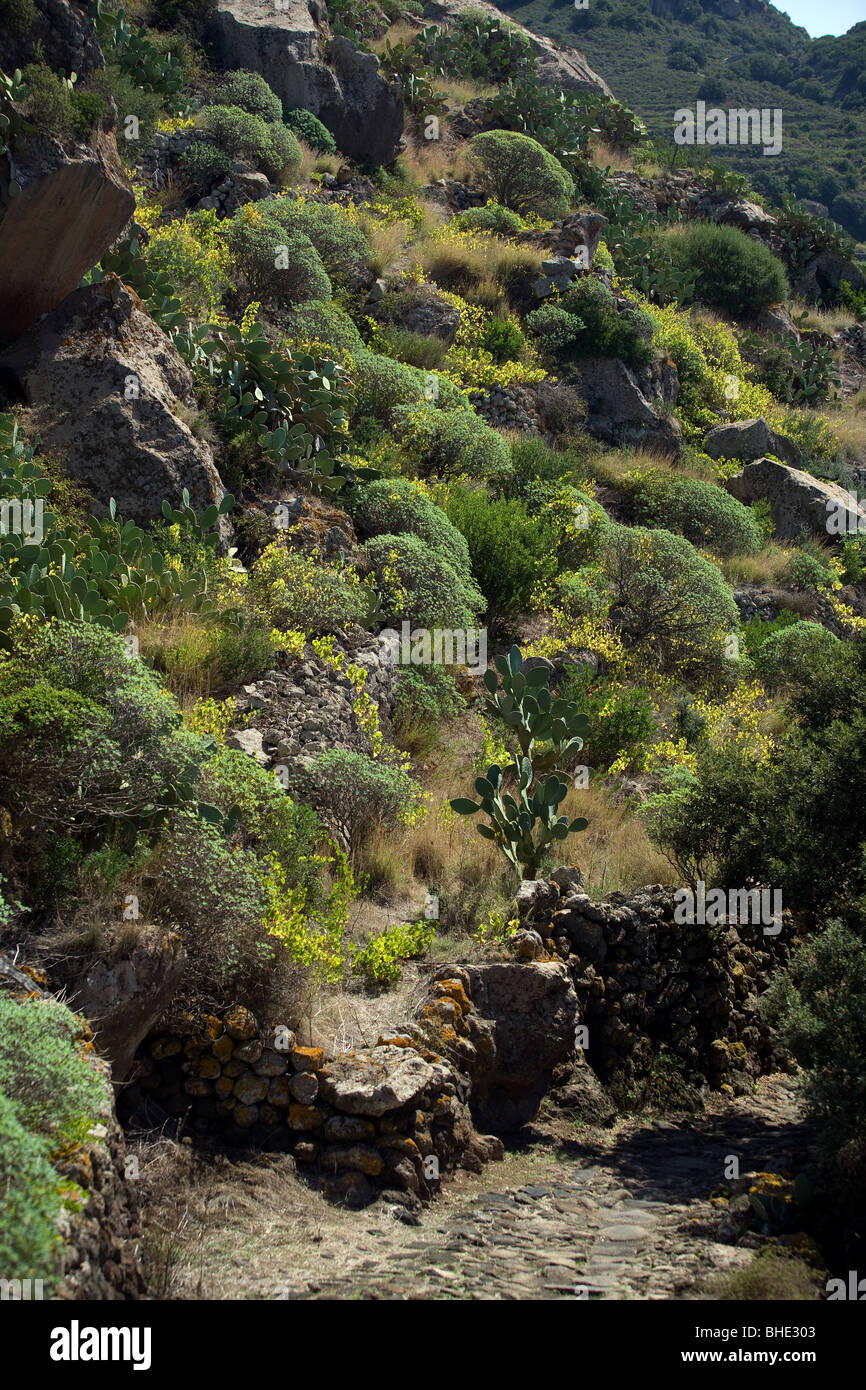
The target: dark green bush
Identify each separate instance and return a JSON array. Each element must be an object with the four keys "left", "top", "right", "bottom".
[
  {"left": 394, "top": 403, "right": 512, "bottom": 480},
  {"left": 604, "top": 524, "right": 740, "bottom": 683},
  {"left": 625, "top": 470, "right": 764, "bottom": 556},
  {"left": 277, "top": 298, "right": 363, "bottom": 354},
  {"left": 361, "top": 532, "right": 484, "bottom": 629},
  {"left": 668, "top": 222, "right": 789, "bottom": 317},
  {"left": 210, "top": 69, "right": 283, "bottom": 122},
  {"left": 0, "top": 1090, "right": 66, "bottom": 1282},
  {"left": 481, "top": 315, "right": 526, "bottom": 363},
  {"left": 198, "top": 104, "right": 302, "bottom": 181},
  {"left": 561, "top": 668, "right": 656, "bottom": 771},
  {"left": 525, "top": 303, "right": 586, "bottom": 358},
  {"left": 452, "top": 202, "right": 526, "bottom": 235},
  {"left": 224, "top": 213, "right": 331, "bottom": 306},
  {"left": 561, "top": 278, "right": 655, "bottom": 365},
  {"left": 444, "top": 486, "right": 558, "bottom": 619},
  {"left": 754, "top": 620, "right": 842, "bottom": 693},
  {"left": 290, "top": 748, "right": 422, "bottom": 857},
  {"left": 393, "top": 663, "right": 466, "bottom": 728},
  {"left": 351, "top": 477, "right": 471, "bottom": 573},
  {"left": 180, "top": 139, "right": 232, "bottom": 185},
  {"left": 0, "top": 995, "right": 106, "bottom": 1152},
  {"left": 349, "top": 349, "right": 464, "bottom": 424},
  {"left": 469, "top": 130, "right": 574, "bottom": 218},
  {"left": 266, "top": 198, "right": 369, "bottom": 285},
  {"left": 284, "top": 107, "right": 337, "bottom": 153}
]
